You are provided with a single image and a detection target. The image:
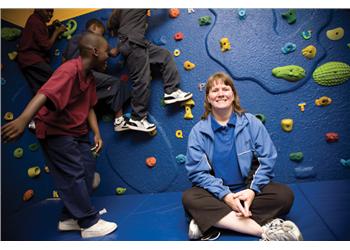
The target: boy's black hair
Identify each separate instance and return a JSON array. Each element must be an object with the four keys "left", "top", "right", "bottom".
[{"left": 85, "top": 18, "right": 105, "bottom": 31}]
